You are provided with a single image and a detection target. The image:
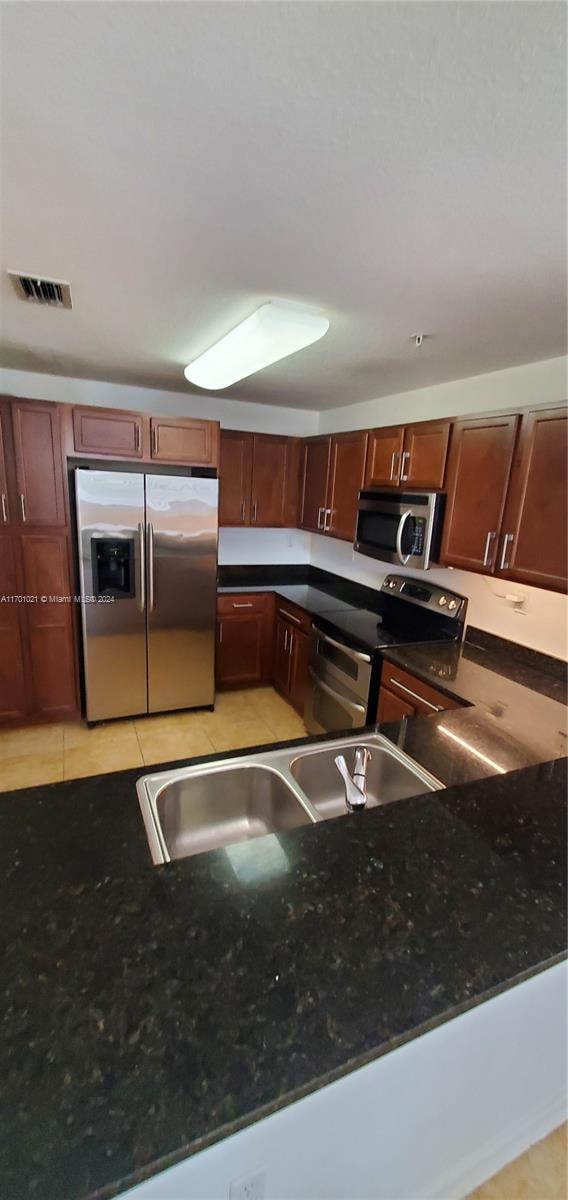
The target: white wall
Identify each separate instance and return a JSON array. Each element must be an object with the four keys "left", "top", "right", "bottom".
[
  {"left": 317, "top": 355, "right": 567, "bottom": 433},
  {"left": 0, "top": 367, "right": 319, "bottom": 436},
  {"left": 219, "top": 528, "right": 310, "bottom": 566},
  {"left": 310, "top": 535, "right": 568, "bottom": 661}
]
